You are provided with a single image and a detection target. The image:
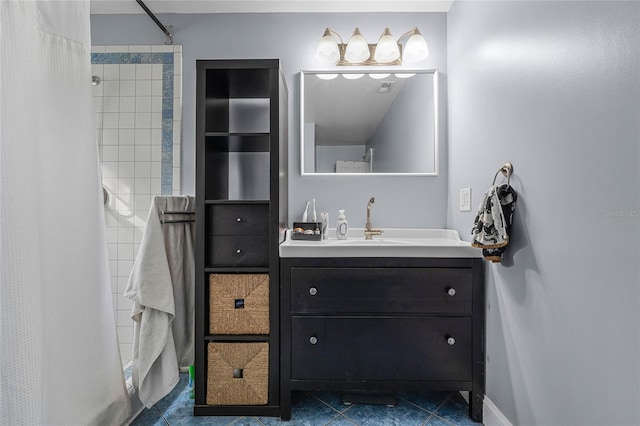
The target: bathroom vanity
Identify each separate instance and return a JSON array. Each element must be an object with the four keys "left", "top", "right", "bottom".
[{"left": 279, "top": 229, "right": 485, "bottom": 422}]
